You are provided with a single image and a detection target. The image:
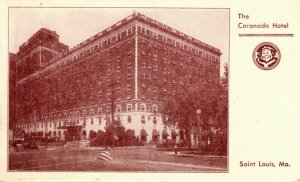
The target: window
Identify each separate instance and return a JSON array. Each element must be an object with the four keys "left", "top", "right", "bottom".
[
  {"left": 117, "top": 87, "right": 121, "bottom": 93},
  {"left": 127, "top": 73, "right": 132, "bottom": 80},
  {"left": 117, "top": 76, "right": 121, "bottom": 82},
  {"left": 91, "top": 118, "right": 94, "bottom": 125},
  {"left": 127, "top": 104, "right": 132, "bottom": 111},
  {"left": 172, "top": 89, "right": 176, "bottom": 95},
  {"left": 153, "top": 75, "right": 157, "bottom": 81},
  {"left": 140, "top": 104, "right": 146, "bottom": 111},
  {"left": 153, "top": 116, "right": 157, "bottom": 124},
  {"left": 128, "top": 27, "right": 132, "bottom": 34},
  {"left": 141, "top": 115, "right": 145, "bottom": 124},
  {"left": 106, "top": 107, "right": 111, "bottom": 113},
  {"left": 83, "top": 110, "right": 87, "bottom": 117},
  {"left": 163, "top": 37, "right": 167, "bottom": 43},
  {"left": 163, "top": 58, "right": 167, "bottom": 64},
  {"left": 127, "top": 62, "right": 132, "bottom": 69},
  {"left": 141, "top": 62, "right": 146, "bottom": 68},
  {"left": 99, "top": 118, "right": 101, "bottom": 125},
  {"left": 153, "top": 65, "right": 157, "bottom": 71},
  {"left": 127, "top": 115, "right": 131, "bottom": 123},
  {"left": 90, "top": 109, "right": 95, "bottom": 115},
  {"left": 127, "top": 84, "right": 132, "bottom": 91},
  {"left": 98, "top": 108, "right": 102, "bottom": 115},
  {"left": 153, "top": 105, "right": 158, "bottom": 112},
  {"left": 116, "top": 105, "right": 121, "bottom": 113}
]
